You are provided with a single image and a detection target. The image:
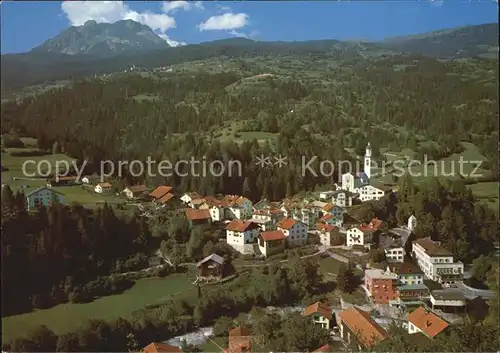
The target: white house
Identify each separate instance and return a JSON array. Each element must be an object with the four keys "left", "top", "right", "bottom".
[
  {"left": 387, "top": 261, "right": 425, "bottom": 285},
  {"left": 302, "top": 302, "right": 333, "bottom": 329},
  {"left": 225, "top": 220, "right": 261, "bottom": 253},
  {"left": 94, "top": 182, "right": 112, "bottom": 194},
  {"left": 407, "top": 307, "right": 449, "bottom": 338},
  {"left": 258, "top": 230, "right": 286, "bottom": 257},
  {"left": 408, "top": 215, "right": 417, "bottom": 232},
  {"left": 412, "top": 237, "right": 464, "bottom": 286},
  {"left": 357, "top": 184, "right": 388, "bottom": 202},
  {"left": 251, "top": 209, "right": 283, "bottom": 231},
  {"left": 81, "top": 176, "right": 91, "bottom": 184},
  {"left": 346, "top": 218, "right": 383, "bottom": 247},
  {"left": 331, "top": 190, "right": 353, "bottom": 208},
  {"left": 385, "top": 246, "right": 405, "bottom": 263},
  {"left": 277, "top": 218, "right": 308, "bottom": 248},
  {"left": 292, "top": 208, "right": 319, "bottom": 230},
  {"left": 315, "top": 223, "right": 338, "bottom": 247},
  {"left": 430, "top": 290, "right": 466, "bottom": 309},
  {"left": 224, "top": 195, "right": 253, "bottom": 220},
  {"left": 180, "top": 192, "right": 202, "bottom": 206},
  {"left": 122, "top": 185, "right": 149, "bottom": 199},
  {"left": 319, "top": 191, "right": 337, "bottom": 201}
]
